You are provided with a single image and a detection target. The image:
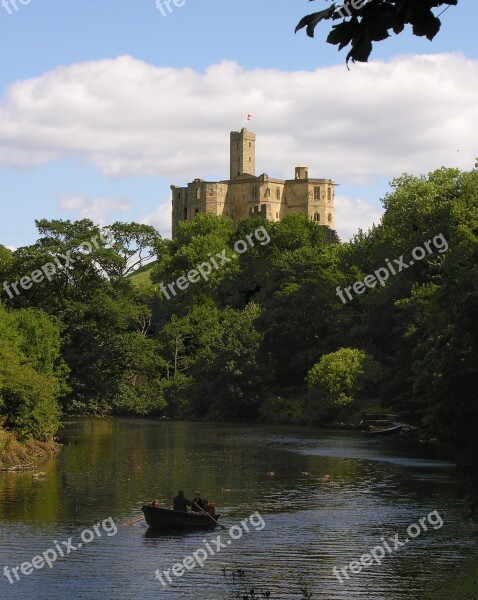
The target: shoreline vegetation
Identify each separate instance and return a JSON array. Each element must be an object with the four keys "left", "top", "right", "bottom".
[
  {"left": 1, "top": 166, "right": 478, "bottom": 510},
  {"left": 0, "top": 409, "right": 425, "bottom": 472},
  {"left": 0, "top": 429, "right": 59, "bottom": 470}
]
